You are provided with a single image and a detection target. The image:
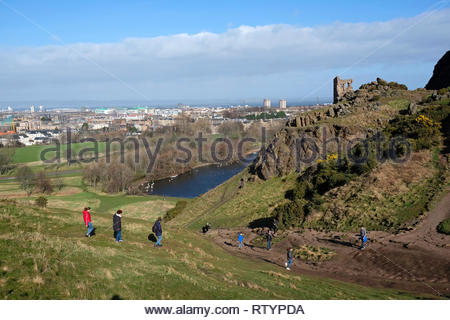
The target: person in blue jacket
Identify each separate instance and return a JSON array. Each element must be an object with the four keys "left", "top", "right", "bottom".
[
  {"left": 238, "top": 232, "right": 244, "bottom": 249},
  {"left": 360, "top": 227, "right": 368, "bottom": 250},
  {"left": 285, "top": 247, "right": 294, "bottom": 270},
  {"left": 153, "top": 217, "right": 163, "bottom": 247}
]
